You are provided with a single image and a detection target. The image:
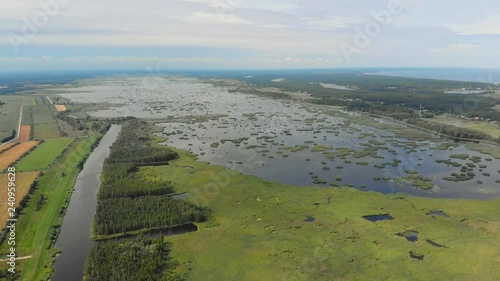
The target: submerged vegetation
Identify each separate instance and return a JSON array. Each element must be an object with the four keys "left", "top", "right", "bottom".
[
  {"left": 237, "top": 72, "right": 500, "bottom": 144},
  {"left": 142, "top": 145, "right": 500, "bottom": 281},
  {"left": 10, "top": 74, "right": 496, "bottom": 280}
]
